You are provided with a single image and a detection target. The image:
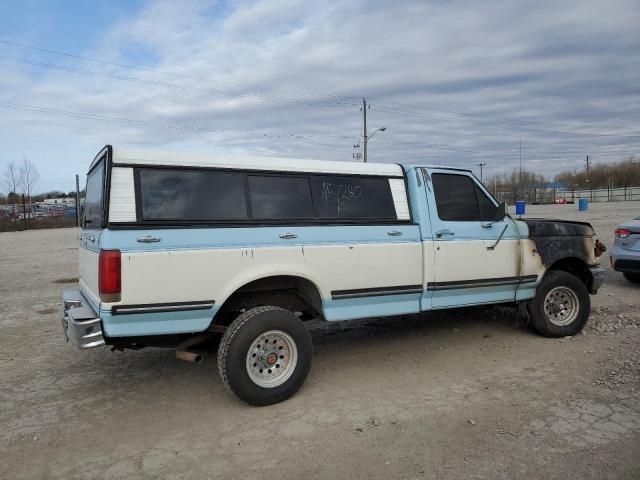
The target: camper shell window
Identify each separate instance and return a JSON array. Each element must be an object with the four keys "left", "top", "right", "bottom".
[
  {"left": 84, "top": 157, "right": 106, "bottom": 228},
  {"left": 138, "top": 169, "right": 248, "bottom": 221},
  {"left": 134, "top": 166, "right": 405, "bottom": 225}
]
